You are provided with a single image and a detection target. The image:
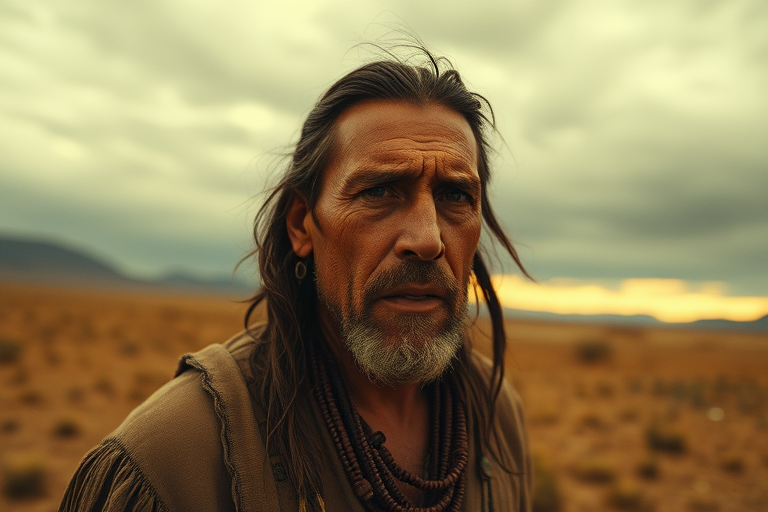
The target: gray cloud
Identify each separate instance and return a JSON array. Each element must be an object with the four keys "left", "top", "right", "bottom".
[{"left": 1, "top": 0, "right": 766, "bottom": 297}]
